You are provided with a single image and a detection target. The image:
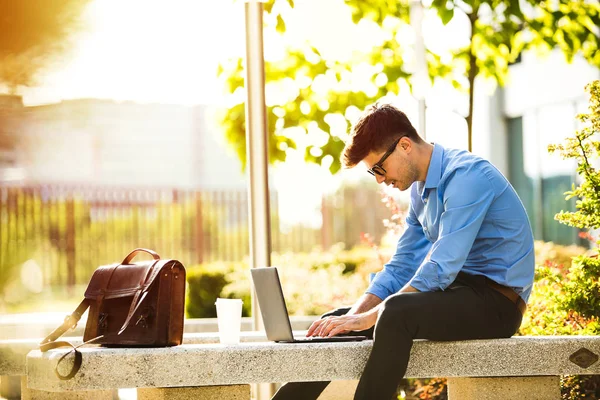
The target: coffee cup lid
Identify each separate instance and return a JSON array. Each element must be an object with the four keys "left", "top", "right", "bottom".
[{"left": 215, "top": 298, "right": 243, "bottom": 304}]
